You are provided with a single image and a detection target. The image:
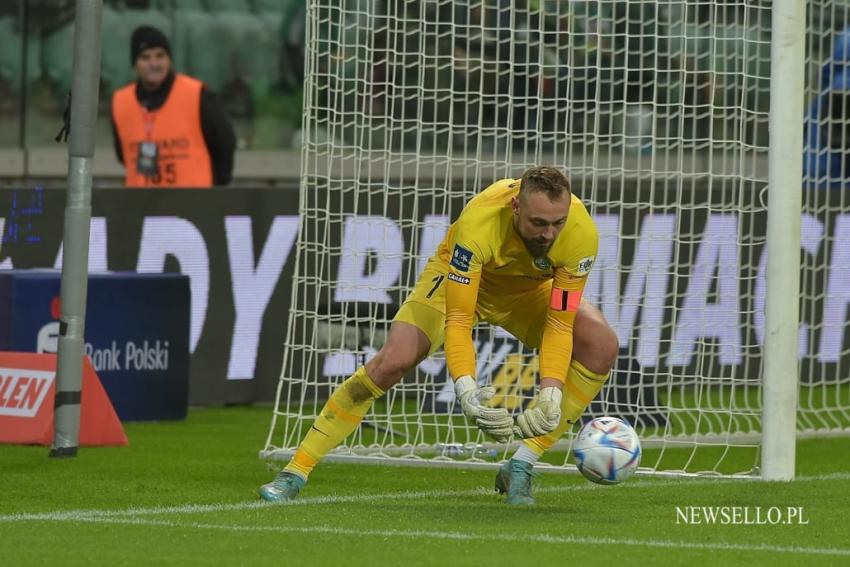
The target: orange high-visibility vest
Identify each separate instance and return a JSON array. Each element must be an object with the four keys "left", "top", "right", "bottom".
[{"left": 112, "top": 73, "right": 213, "bottom": 188}]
